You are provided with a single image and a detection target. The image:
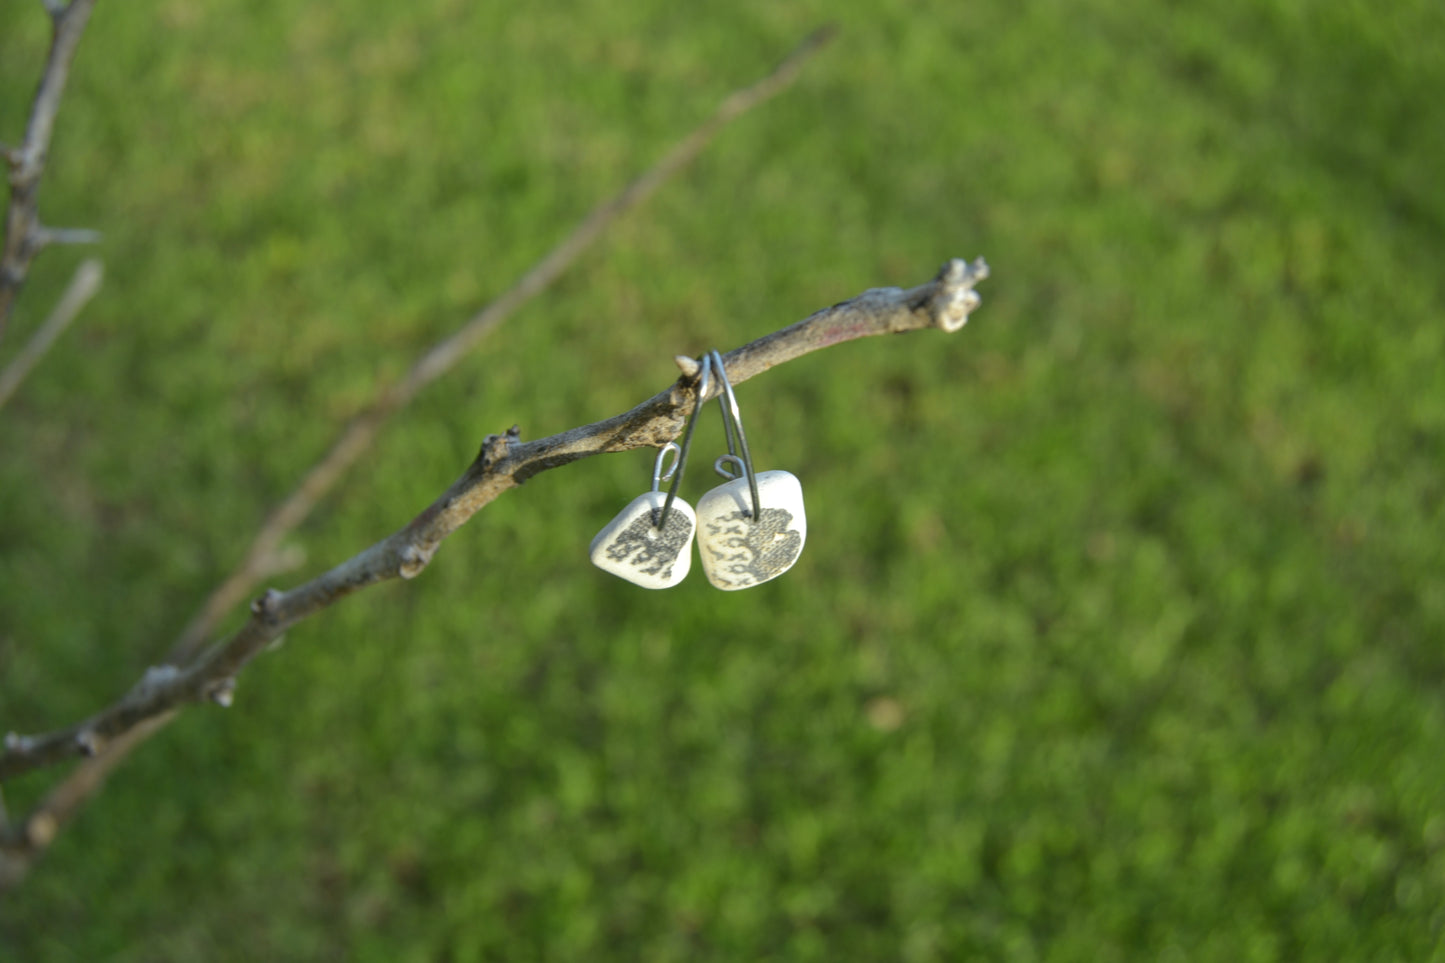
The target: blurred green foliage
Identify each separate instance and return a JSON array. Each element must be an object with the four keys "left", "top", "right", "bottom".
[{"left": 2, "top": 0, "right": 1443, "bottom": 959}]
